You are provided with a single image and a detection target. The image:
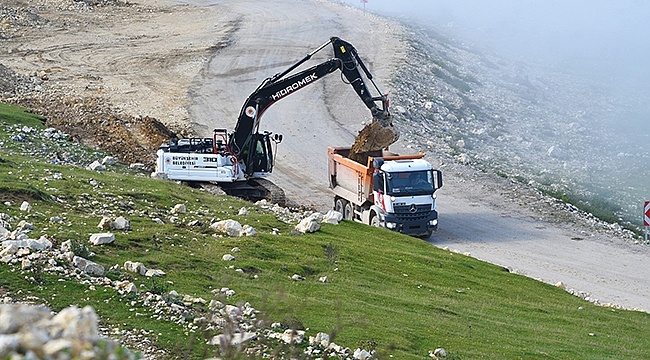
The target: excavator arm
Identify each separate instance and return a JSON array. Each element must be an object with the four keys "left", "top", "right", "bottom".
[{"left": 229, "top": 37, "right": 391, "bottom": 176}]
